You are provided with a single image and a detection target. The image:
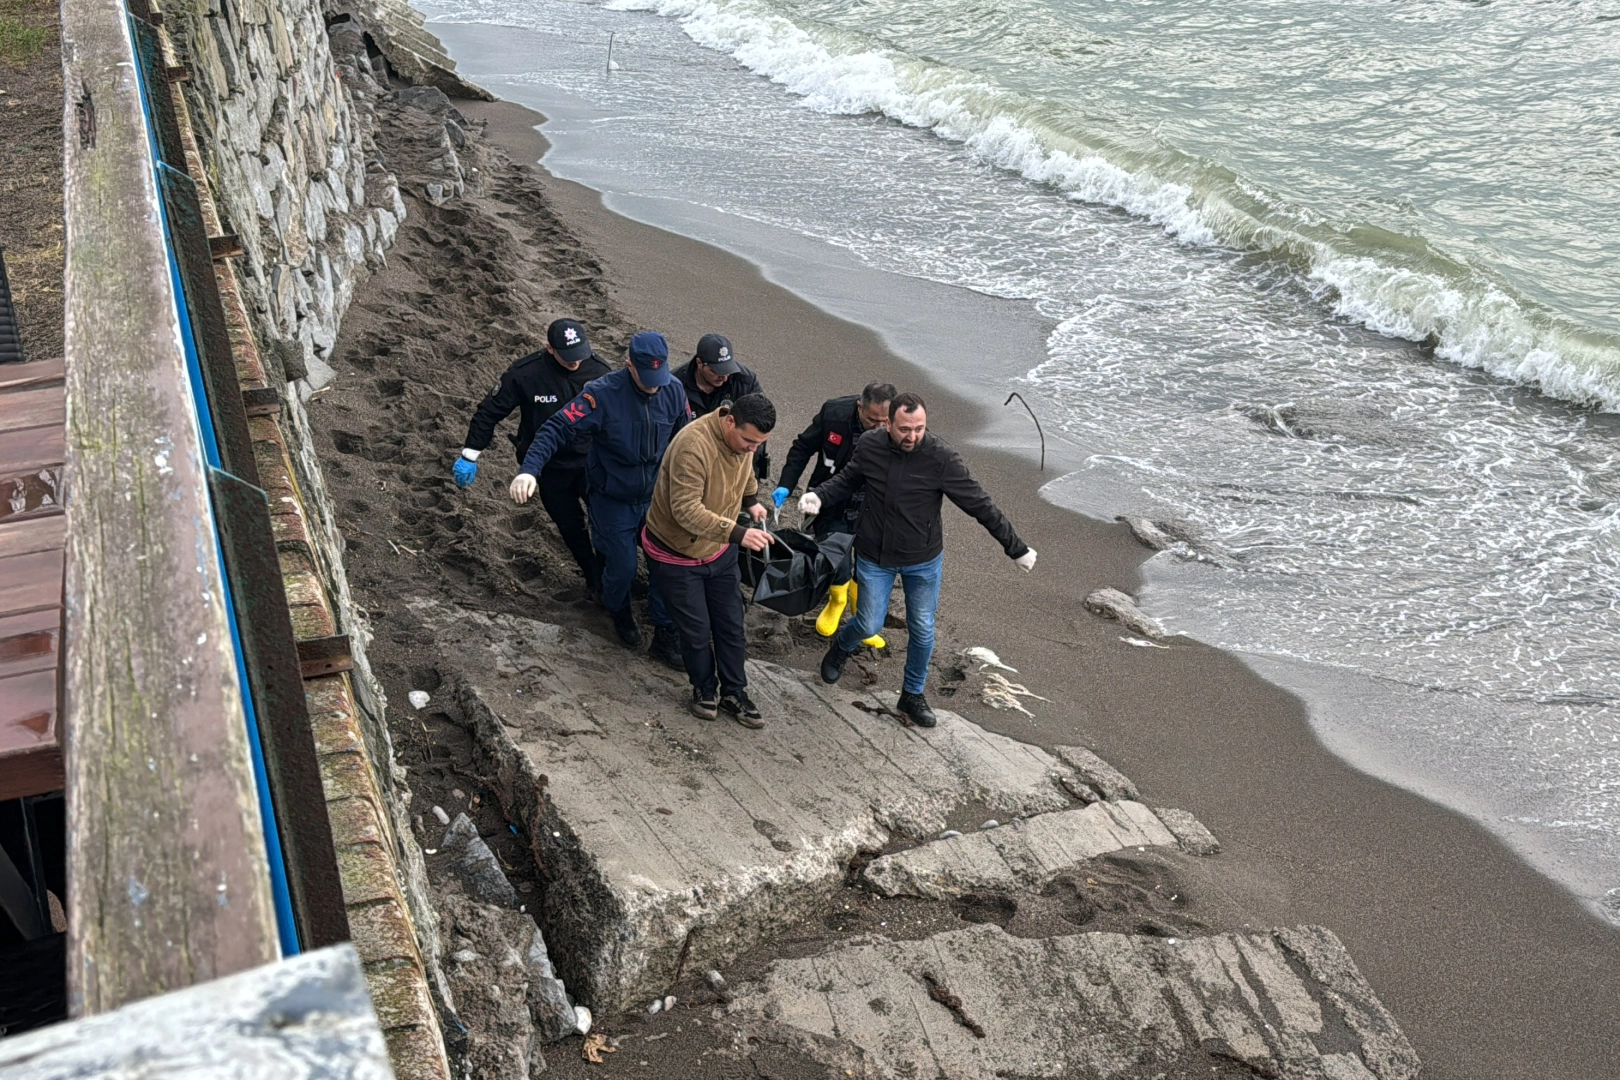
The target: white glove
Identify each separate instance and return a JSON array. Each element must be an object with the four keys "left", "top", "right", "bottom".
[
  {"left": 798, "top": 492, "right": 822, "bottom": 517},
  {"left": 1014, "top": 547, "right": 1037, "bottom": 572},
  {"left": 509, "top": 473, "right": 538, "bottom": 504}
]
